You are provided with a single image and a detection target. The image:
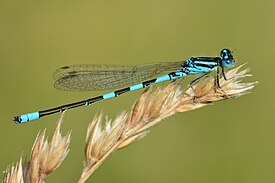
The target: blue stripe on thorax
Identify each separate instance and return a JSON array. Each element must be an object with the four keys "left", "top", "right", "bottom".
[
  {"left": 193, "top": 61, "right": 218, "bottom": 66},
  {"left": 183, "top": 60, "right": 218, "bottom": 74}
]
